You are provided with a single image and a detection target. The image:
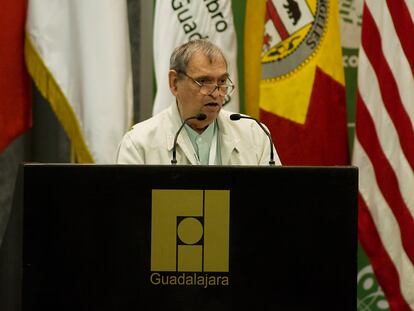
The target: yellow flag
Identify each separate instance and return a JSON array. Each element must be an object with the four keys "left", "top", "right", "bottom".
[{"left": 245, "top": 0, "right": 348, "bottom": 165}]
